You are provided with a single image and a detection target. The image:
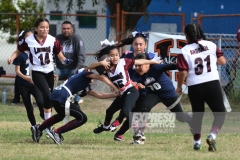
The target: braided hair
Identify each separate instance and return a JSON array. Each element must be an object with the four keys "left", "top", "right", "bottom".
[
  {"left": 196, "top": 24, "right": 206, "bottom": 40},
  {"left": 185, "top": 23, "right": 205, "bottom": 52}
]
